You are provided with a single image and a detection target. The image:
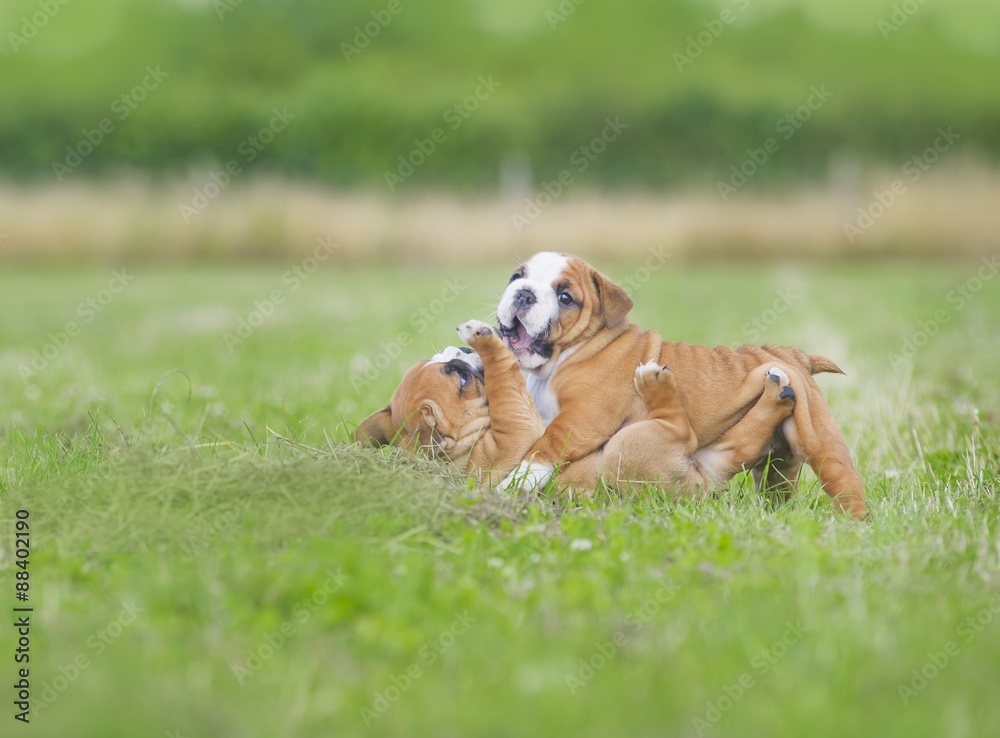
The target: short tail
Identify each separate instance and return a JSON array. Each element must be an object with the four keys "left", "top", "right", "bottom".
[
  {"left": 808, "top": 354, "right": 845, "bottom": 375},
  {"left": 760, "top": 344, "right": 846, "bottom": 376}
]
